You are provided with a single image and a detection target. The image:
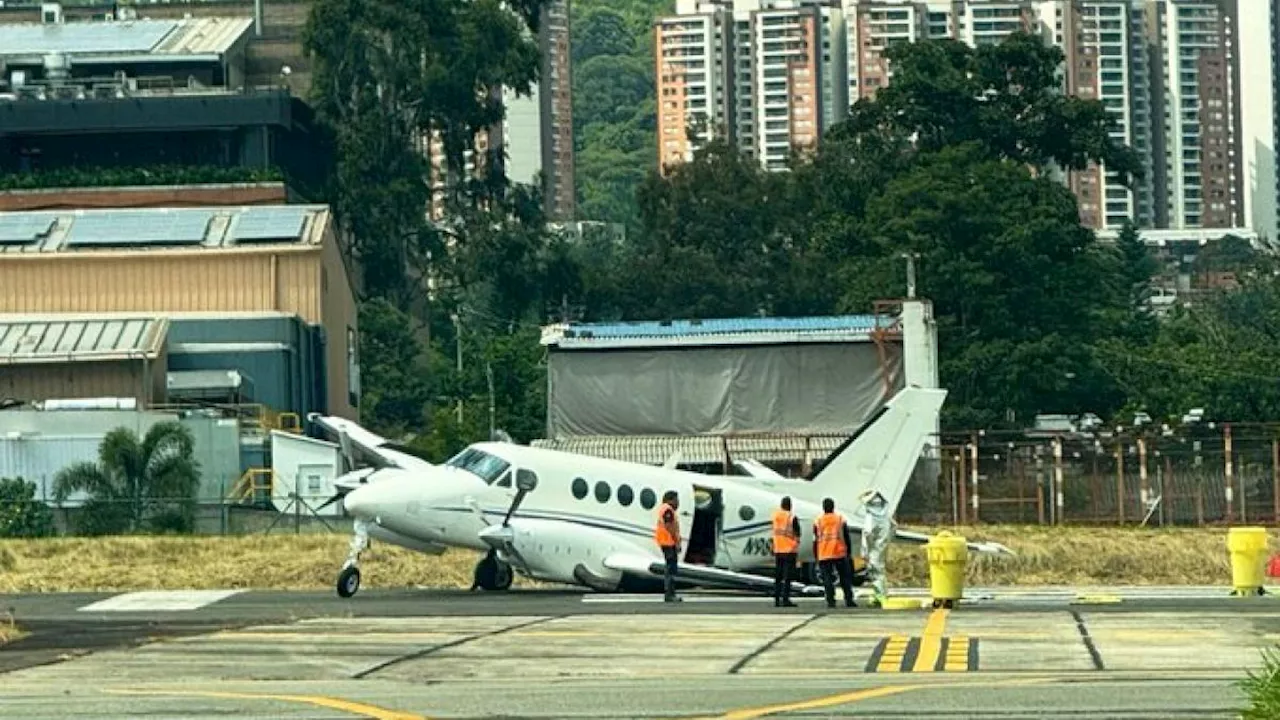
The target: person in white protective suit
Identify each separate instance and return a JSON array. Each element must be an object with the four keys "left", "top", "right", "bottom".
[{"left": 859, "top": 489, "right": 894, "bottom": 606}]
